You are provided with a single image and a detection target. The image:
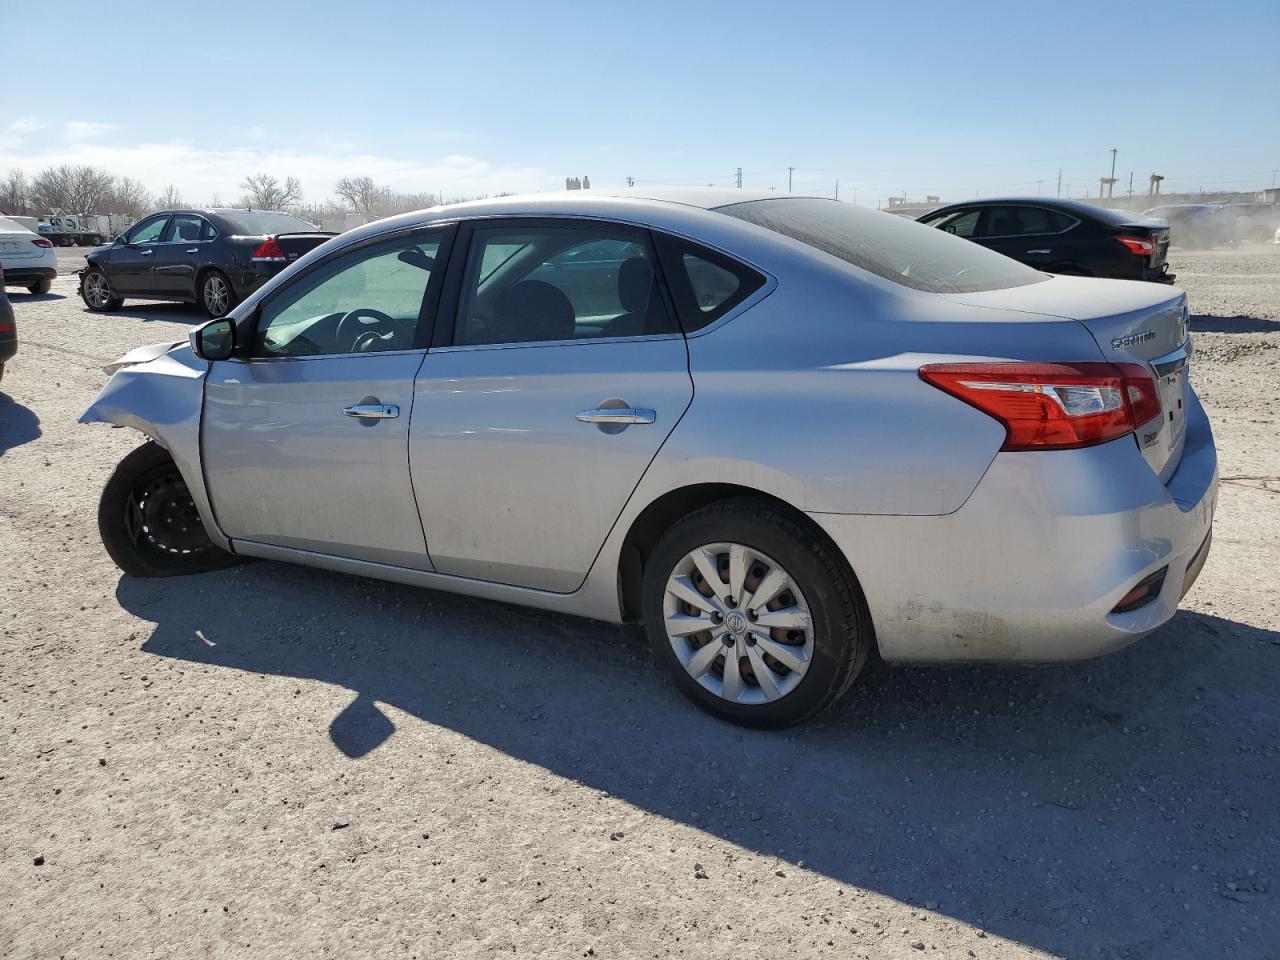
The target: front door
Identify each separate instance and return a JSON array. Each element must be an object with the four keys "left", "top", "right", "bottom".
[
  {"left": 201, "top": 226, "right": 453, "bottom": 568},
  {"left": 109, "top": 214, "right": 169, "bottom": 294},
  {"left": 410, "top": 219, "right": 694, "bottom": 592}
]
